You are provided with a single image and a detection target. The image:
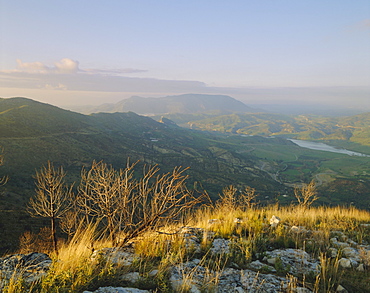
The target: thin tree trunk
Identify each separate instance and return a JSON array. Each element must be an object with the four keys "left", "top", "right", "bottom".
[{"left": 51, "top": 216, "right": 58, "bottom": 255}]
